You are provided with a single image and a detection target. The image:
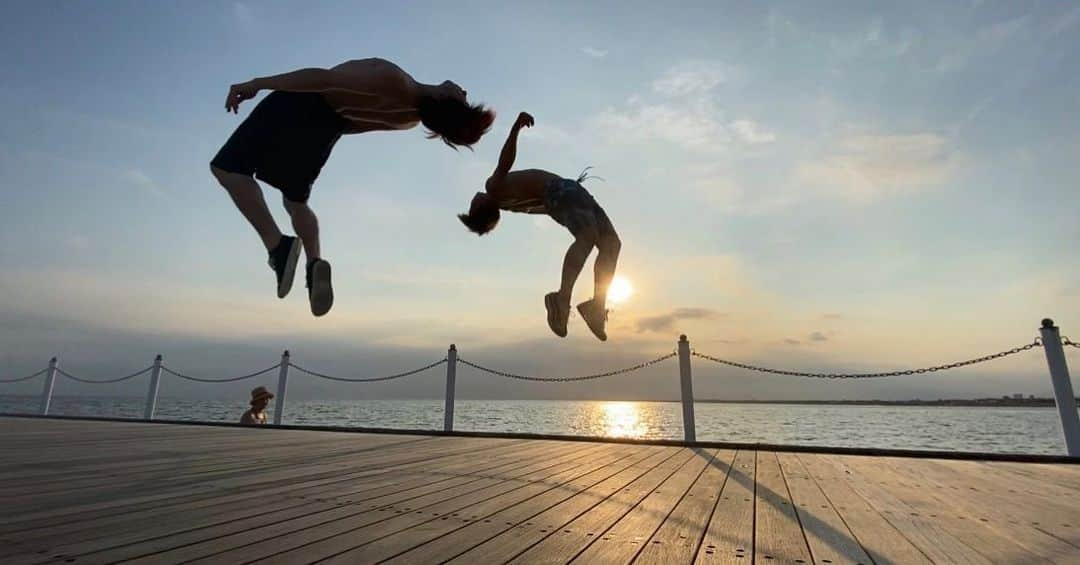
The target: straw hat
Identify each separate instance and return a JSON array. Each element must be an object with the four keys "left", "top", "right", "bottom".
[{"left": 250, "top": 386, "right": 274, "bottom": 405}]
